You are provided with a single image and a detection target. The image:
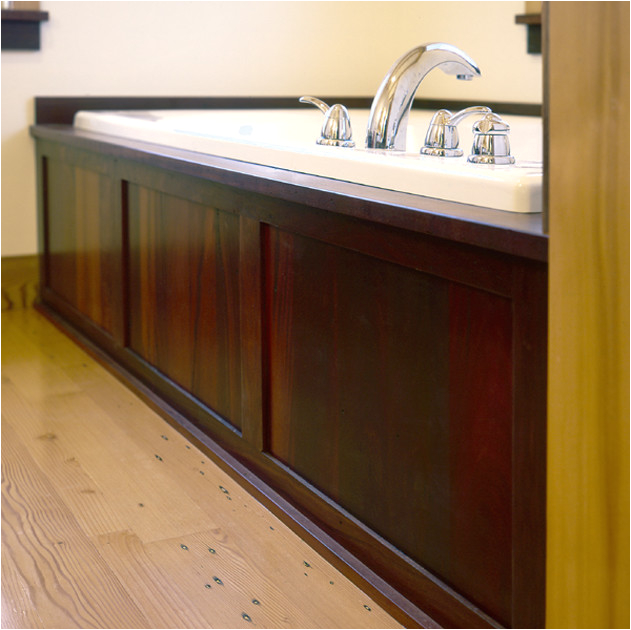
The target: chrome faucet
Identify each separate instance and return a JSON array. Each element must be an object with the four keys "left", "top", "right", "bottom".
[{"left": 365, "top": 43, "right": 482, "bottom": 151}]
